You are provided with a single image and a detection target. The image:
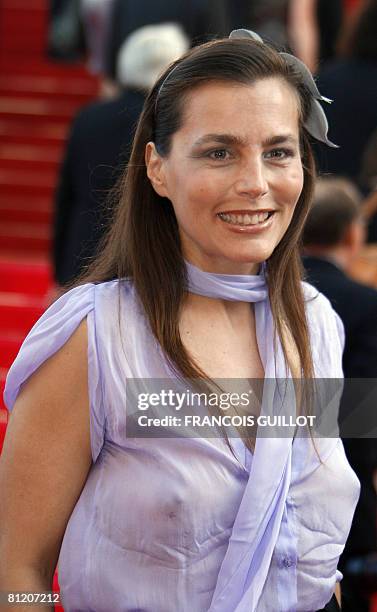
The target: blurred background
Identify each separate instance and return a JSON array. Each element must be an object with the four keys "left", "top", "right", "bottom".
[{"left": 0, "top": 1, "right": 376, "bottom": 610}]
